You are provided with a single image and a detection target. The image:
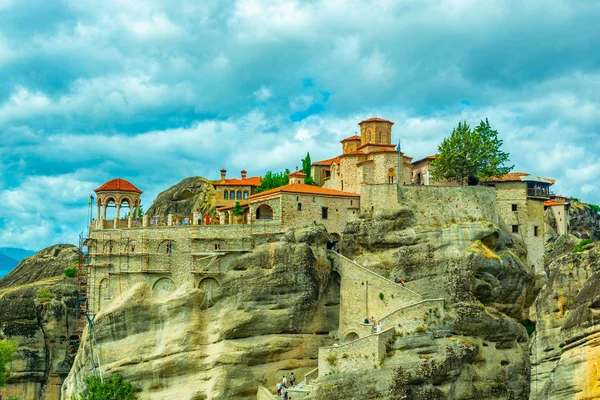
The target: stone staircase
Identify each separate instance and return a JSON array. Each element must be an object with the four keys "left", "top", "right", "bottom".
[{"left": 256, "top": 251, "right": 445, "bottom": 399}]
